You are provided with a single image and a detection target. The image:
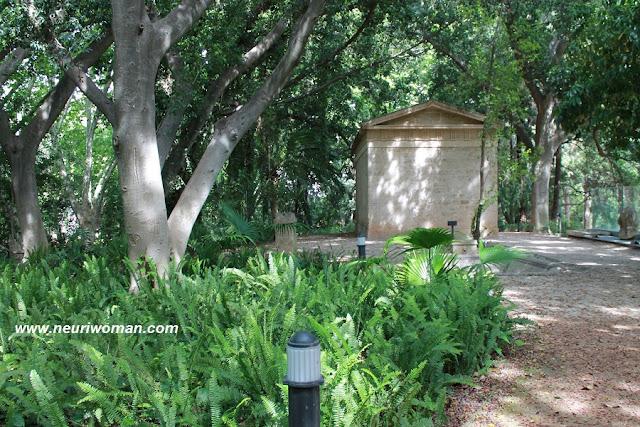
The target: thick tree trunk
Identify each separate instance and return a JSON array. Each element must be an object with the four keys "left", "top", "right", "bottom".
[
  {"left": 113, "top": 83, "right": 170, "bottom": 277},
  {"left": 531, "top": 96, "right": 562, "bottom": 233},
  {"left": 8, "top": 147, "right": 48, "bottom": 256},
  {"left": 112, "top": 1, "right": 170, "bottom": 284}
]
